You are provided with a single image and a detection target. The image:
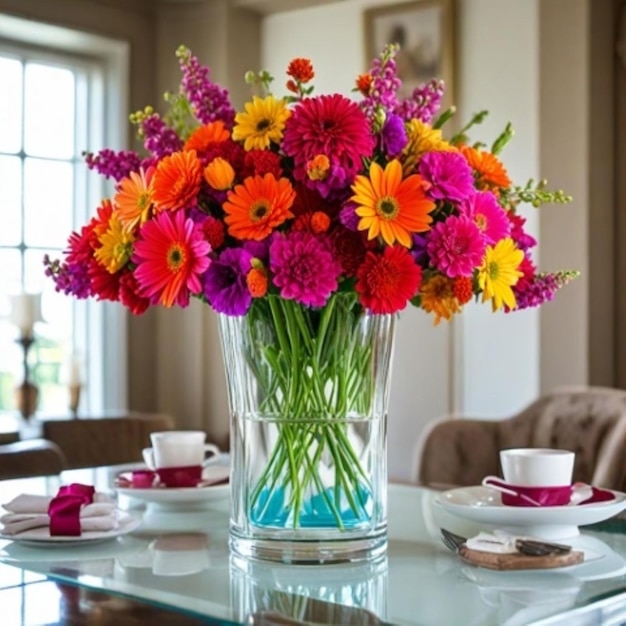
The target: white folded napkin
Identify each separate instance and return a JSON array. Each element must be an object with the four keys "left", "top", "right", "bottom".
[
  {"left": 465, "top": 530, "right": 520, "bottom": 554},
  {"left": 1, "top": 492, "right": 119, "bottom": 536},
  {"left": 3, "top": 492, "right": 113, "bottom": 514}
]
